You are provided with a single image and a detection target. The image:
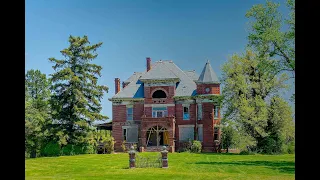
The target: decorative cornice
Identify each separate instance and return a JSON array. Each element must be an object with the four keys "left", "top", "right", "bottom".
[
  {"left": 139, "top": 78, "right": 180, "bottom": 83},
  {"left": 108, "top": 98, "right": 145, "bottom": 102},
  {"left": 194, "top": 80, "right": 221, "bottom": 84},
  {"left": 173, "top": 95, "right": 223, "bottom": 105}
]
